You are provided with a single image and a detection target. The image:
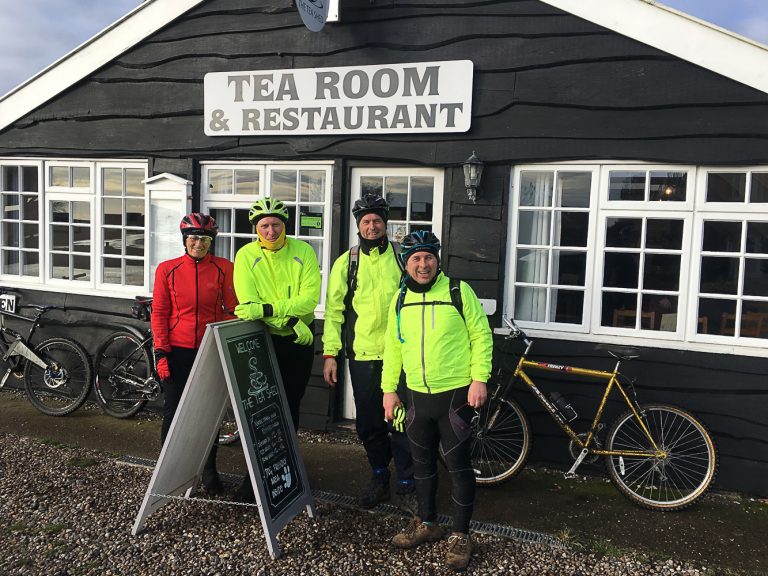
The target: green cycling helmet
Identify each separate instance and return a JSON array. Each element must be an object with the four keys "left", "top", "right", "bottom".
[{"left": 248, "top": 198, "right": 290, "bottom": 224}]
